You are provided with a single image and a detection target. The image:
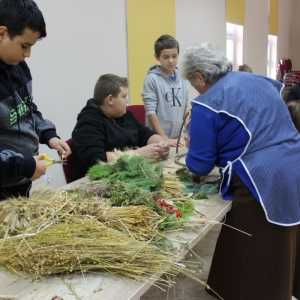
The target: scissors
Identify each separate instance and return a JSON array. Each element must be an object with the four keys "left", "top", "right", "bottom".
[{"left": 40, "top": 154, "right": 67, "bottom": 167}]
